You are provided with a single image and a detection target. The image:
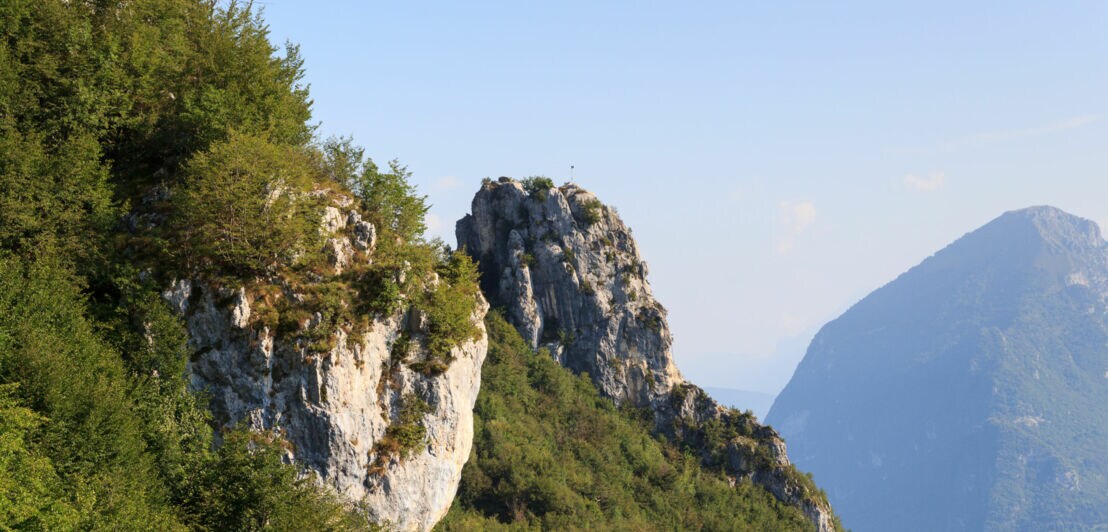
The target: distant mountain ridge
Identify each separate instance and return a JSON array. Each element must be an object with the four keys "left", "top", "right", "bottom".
[{"left": 767, "top": 206, "right": 1108, "bottom": 531}]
